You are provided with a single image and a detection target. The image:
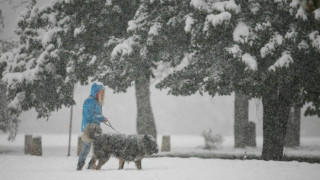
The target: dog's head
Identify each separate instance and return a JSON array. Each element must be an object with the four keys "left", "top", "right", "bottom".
[
  {"left": 143, "top": 134, "right": 159, "bottom": 155},
  {"left": 85, "top": 123, "right": 102, "bottom": 140}
]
